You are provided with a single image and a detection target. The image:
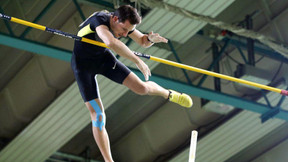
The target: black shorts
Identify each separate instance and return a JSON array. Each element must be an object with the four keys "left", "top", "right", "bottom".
[{"left": 71, "top": 48, "right": 131, "bottom": 102}]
